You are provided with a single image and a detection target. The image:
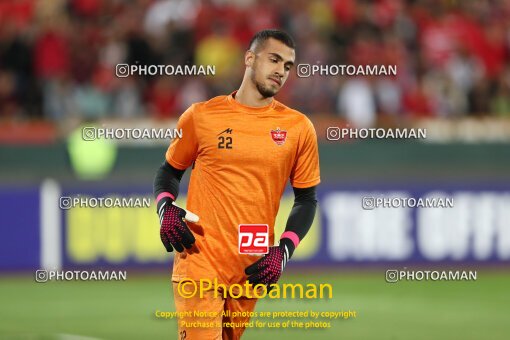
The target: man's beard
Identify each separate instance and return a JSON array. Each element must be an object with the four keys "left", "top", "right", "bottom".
[
  {"left": 250, "top": 63, "right": 279, "bottom": 98},
  {"left": 255, "top": 80, "right": 278, "bottom": 98}
]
